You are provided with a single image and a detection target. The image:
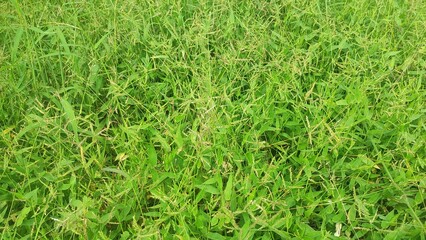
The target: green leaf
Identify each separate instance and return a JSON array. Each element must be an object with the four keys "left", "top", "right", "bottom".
[
  {"left": 195, "top": 184, "right": 220, "bottom": 194},
  {"left": 94, "top": 32, "right": 110, "bottom": 50},
  {"left": 203, "top": 178, "right": 217, "bottom": 185},
  {"left": 102, "top": 167, "right": 130, "bottom": 179},
  {"left": 224, "top": 175, "right": 233, "bottom": 201},
  {"left": 336, "top": 100, "right": 348, "bottom": 106},
  {"left": 175, "top": 125, "right": 184, "bottom": 151},
  {"left": 348, "top": 205, "right": 357, "bottom": 222},
  {"left": 61, "top": 98, "right": 79, "bottom": 141},
  {"left": 297, "top": 222, "right": 322, "bottom": 238},
  {"left": 381, "top": 210, "right": 396, "bottom": 228},
  {"left": 147, "top": 143, "right": 157, "bottom": 166},
  {"left": 55, "top": 27, "right": 71, "bottom": 55},
  {"left": 14, "top": 122, "right": 42, "bottom": 141},
  {"left": 11, "top": 28, "right": 24, "bottom": 61},
  {"left": 23, "top": 188, "right": 38, "bottom": 203},
  {"left": 15, "top": 207, "right": 31, "bottom": 227},
  {"left": 206, "top": 232, "right": 226, "bottom": 240}
]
